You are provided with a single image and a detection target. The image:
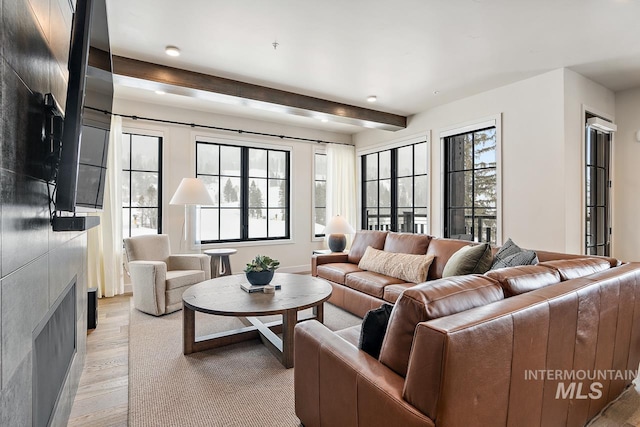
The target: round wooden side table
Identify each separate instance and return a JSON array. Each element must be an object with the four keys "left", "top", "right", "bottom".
[{"left": 203, "top": 248, "right": 237, "bottom": 278}]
